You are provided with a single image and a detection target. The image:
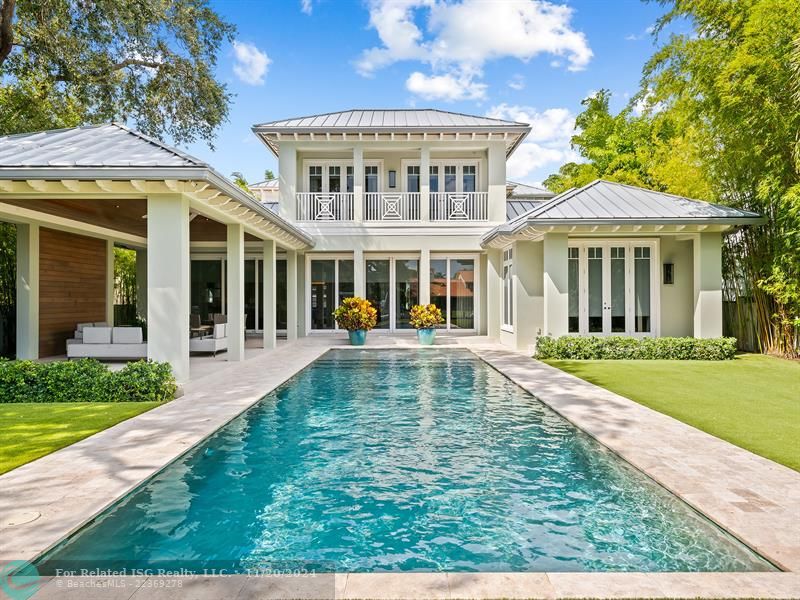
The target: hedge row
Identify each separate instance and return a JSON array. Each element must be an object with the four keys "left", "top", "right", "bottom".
[
  {"left": 535, "top": 335, "right": 738, "bottom": 360},
  {"left": 0, "top": 359, "right": 177, "bottom": 403}
]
